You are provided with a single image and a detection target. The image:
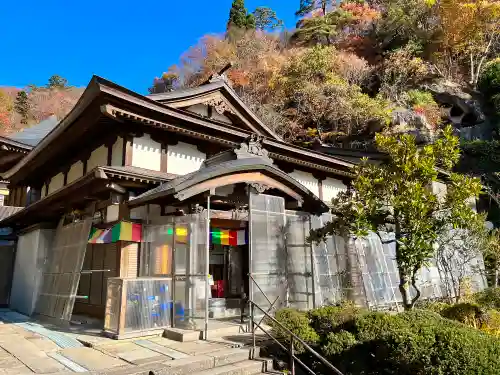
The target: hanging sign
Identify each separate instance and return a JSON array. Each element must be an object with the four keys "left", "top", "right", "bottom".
[
  {"left": 88, "top": 221, "right": 142, "bottom": 244},
  {"left": 210, "top": 228, "right": 247, "bottom": 245}
]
